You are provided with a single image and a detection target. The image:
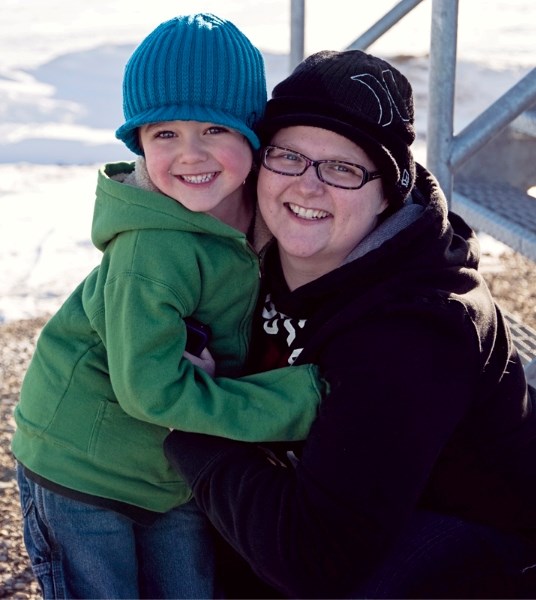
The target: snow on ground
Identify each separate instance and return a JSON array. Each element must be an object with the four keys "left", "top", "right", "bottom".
[{"left": 0, "top": 0, "right": 533, "bottom": 322}]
